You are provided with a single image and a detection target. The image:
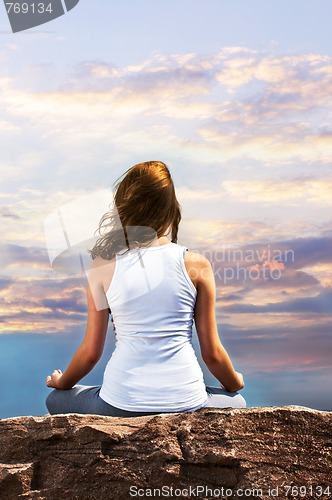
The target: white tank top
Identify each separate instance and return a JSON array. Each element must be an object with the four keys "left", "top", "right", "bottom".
[{"left": 99, "top": 242, "right": 208, "bottom": 412}]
